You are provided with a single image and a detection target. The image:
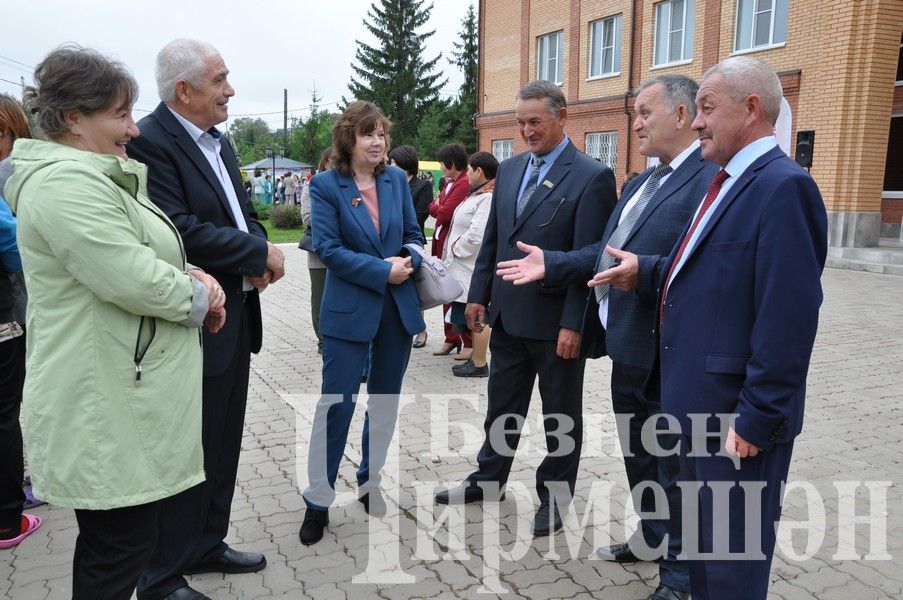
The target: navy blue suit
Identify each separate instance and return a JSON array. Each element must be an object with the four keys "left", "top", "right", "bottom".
[
  {"left": 466, "top": 140, "right": 616, "bottom": 503},
  {"left": 654, "top": 145, "right": 827, "bottom": 599},
  {"left": 543, "top": 146, "right": 718, "bottom": 592},
  {"left": 303, "top": 166, "right": 425, "bottom": 510}
]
